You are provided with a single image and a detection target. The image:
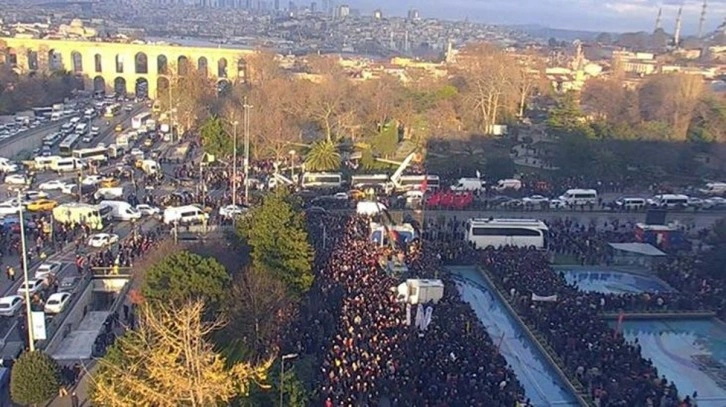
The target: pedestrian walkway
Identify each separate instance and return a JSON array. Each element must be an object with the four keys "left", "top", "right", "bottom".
[
  {"left": 48, "top": 362, "right": 96, "bottom": 407},
  {"left": 52, "top": 312, "right": 110, "bottom": 361}
]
